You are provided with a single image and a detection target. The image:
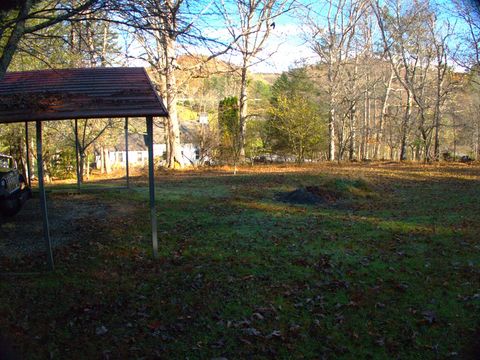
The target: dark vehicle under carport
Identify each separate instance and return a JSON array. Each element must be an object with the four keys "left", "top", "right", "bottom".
[{"left": 0, "top": 153, "right": 31, "bottom": 216}]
